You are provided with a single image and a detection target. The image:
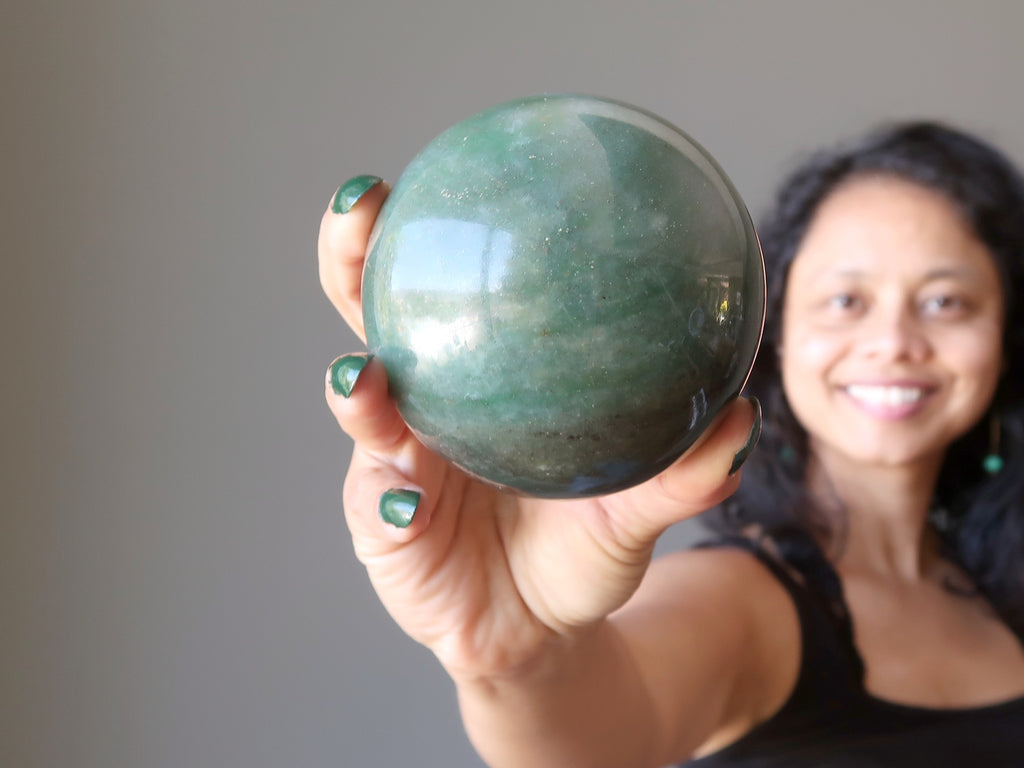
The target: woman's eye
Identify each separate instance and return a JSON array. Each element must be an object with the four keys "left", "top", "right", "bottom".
[
  {"left": 827, "top": 293, "right": 861, "bottom": 311},
  {"left": 922, "top": 294, "right": 970, "bottom": 316}
]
